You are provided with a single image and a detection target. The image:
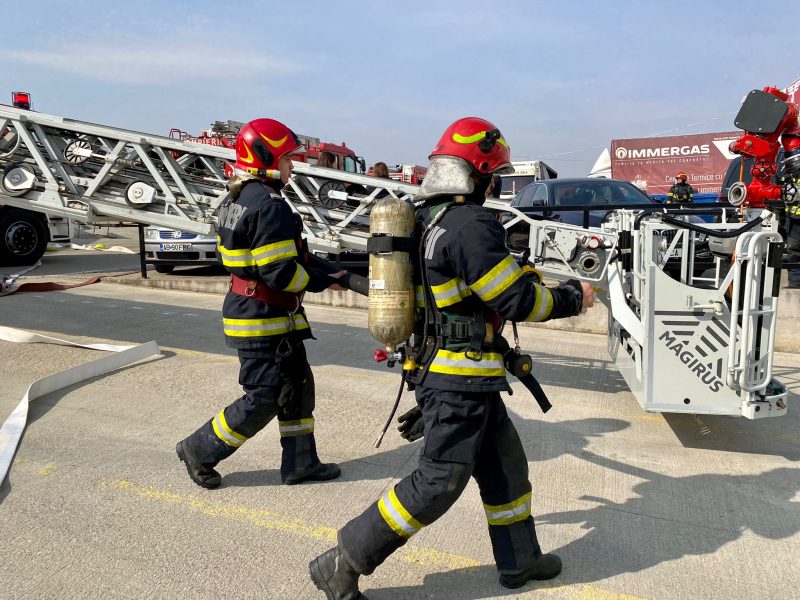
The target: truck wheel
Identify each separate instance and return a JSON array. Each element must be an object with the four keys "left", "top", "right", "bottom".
[
  {"left": 0, "top": 208, "right": 49, "bottom": 266},
  {"left": 154, "top": 264, "right": 175, "bottom": 274}
]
